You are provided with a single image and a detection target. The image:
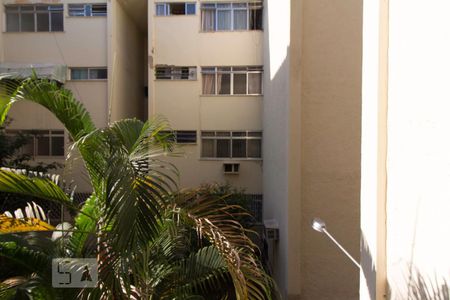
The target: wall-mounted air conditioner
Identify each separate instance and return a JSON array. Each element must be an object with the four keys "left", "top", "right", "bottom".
[{"left": 264, "top": 219, "right": 279, "bottom": 241}]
